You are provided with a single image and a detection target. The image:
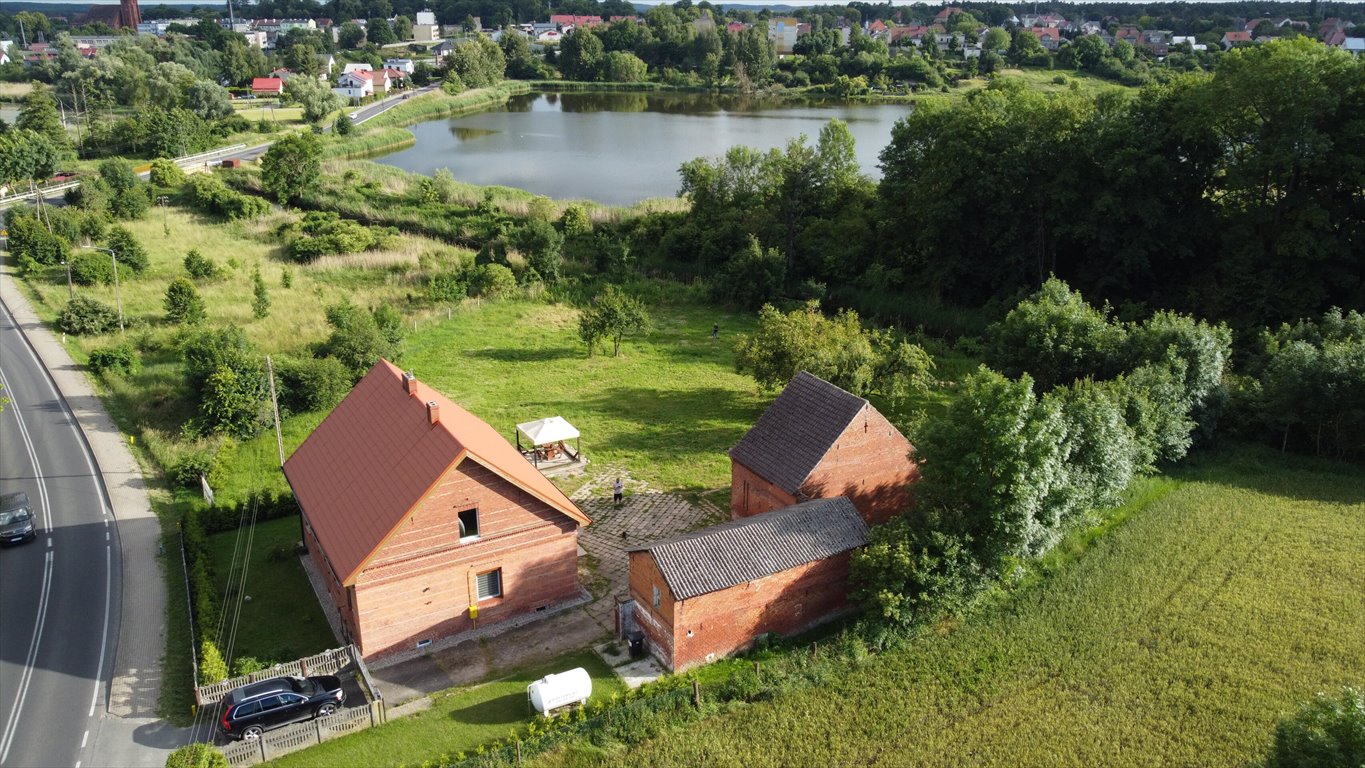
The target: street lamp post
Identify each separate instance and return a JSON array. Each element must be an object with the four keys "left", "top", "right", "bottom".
[{"left": 83, "top": 246, "right": 124, "bottom": 332}]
